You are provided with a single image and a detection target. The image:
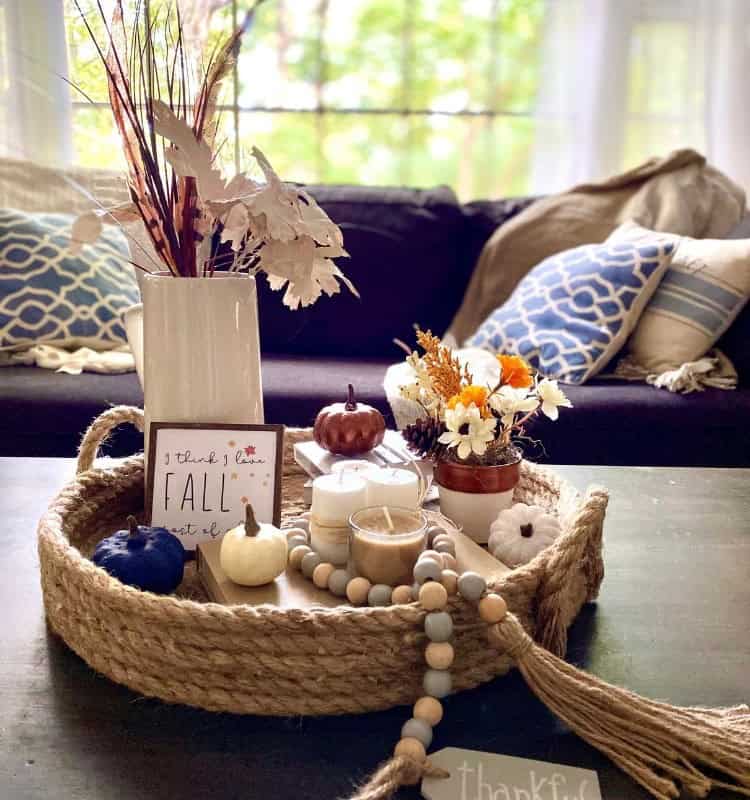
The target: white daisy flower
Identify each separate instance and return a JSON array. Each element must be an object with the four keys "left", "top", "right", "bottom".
[
  {"left": 438, "top": 402, "right": 497, "bottom": 460},
  {"left": 489, "top": 385, "right": 540, "bottom": 427},
  {"left": 537, "top": 378, "right": 573, "bottom": 421}
]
